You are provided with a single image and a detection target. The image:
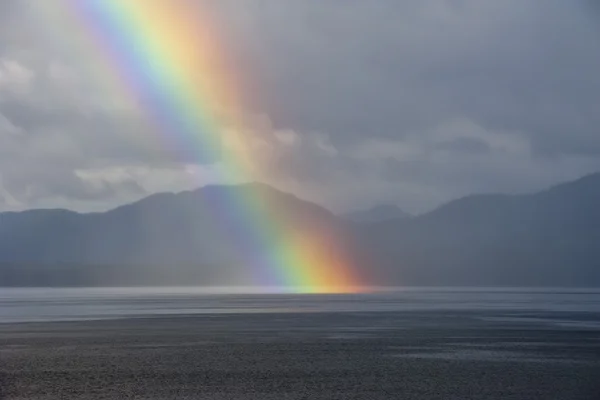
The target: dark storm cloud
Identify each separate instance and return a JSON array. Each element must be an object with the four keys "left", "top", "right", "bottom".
[
  {"left": 585, "top": 0, "right": 600, "bottom": 15},
  {"left": 202, "top": 0, "right": 600, "bottom": 212},
  {"left": 216, "top": 0, "right": 600, "bottom": 157}
]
